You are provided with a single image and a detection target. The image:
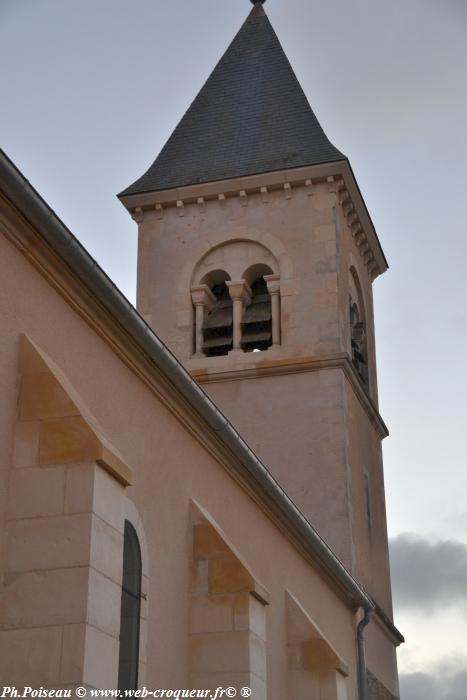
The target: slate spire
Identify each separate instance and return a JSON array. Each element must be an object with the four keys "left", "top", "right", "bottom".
[{"left": 120, "top": 3, "right": 345, "bottom": 197}]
